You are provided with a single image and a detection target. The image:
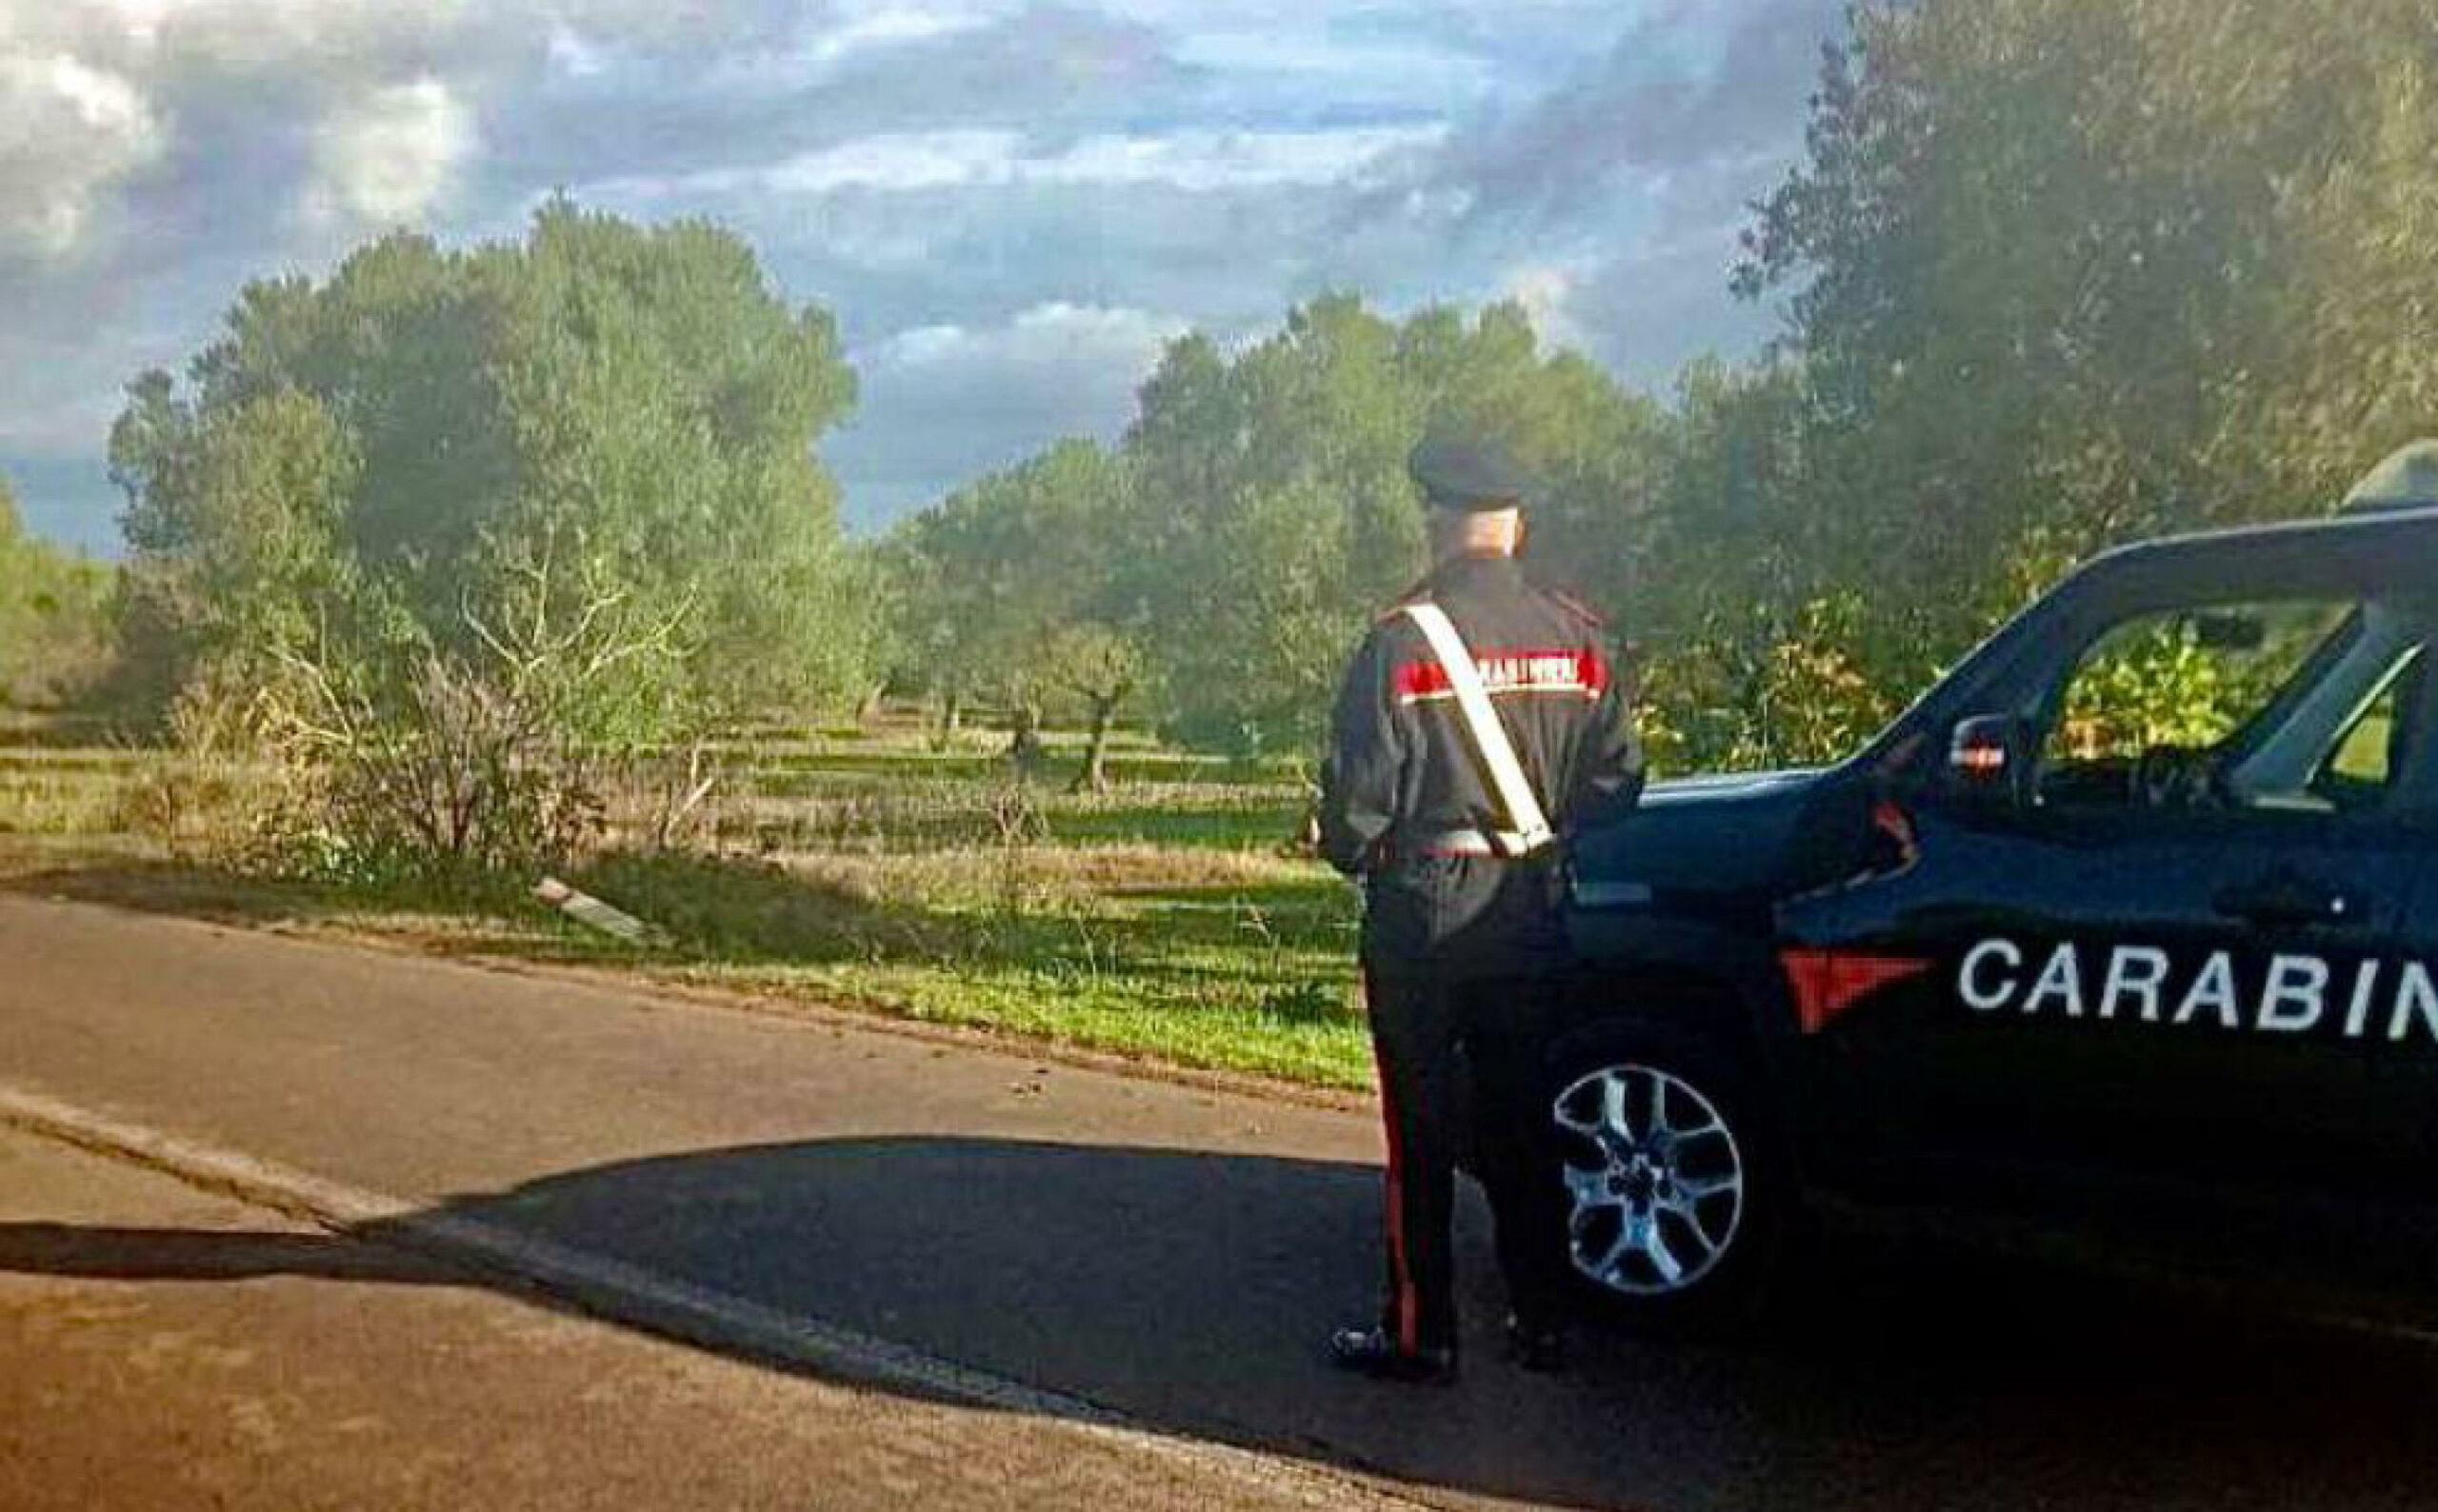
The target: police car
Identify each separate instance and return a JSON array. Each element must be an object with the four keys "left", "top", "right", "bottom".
[{"left": 1551, "top": 445, "right": 2438, "bottom": 1326}]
